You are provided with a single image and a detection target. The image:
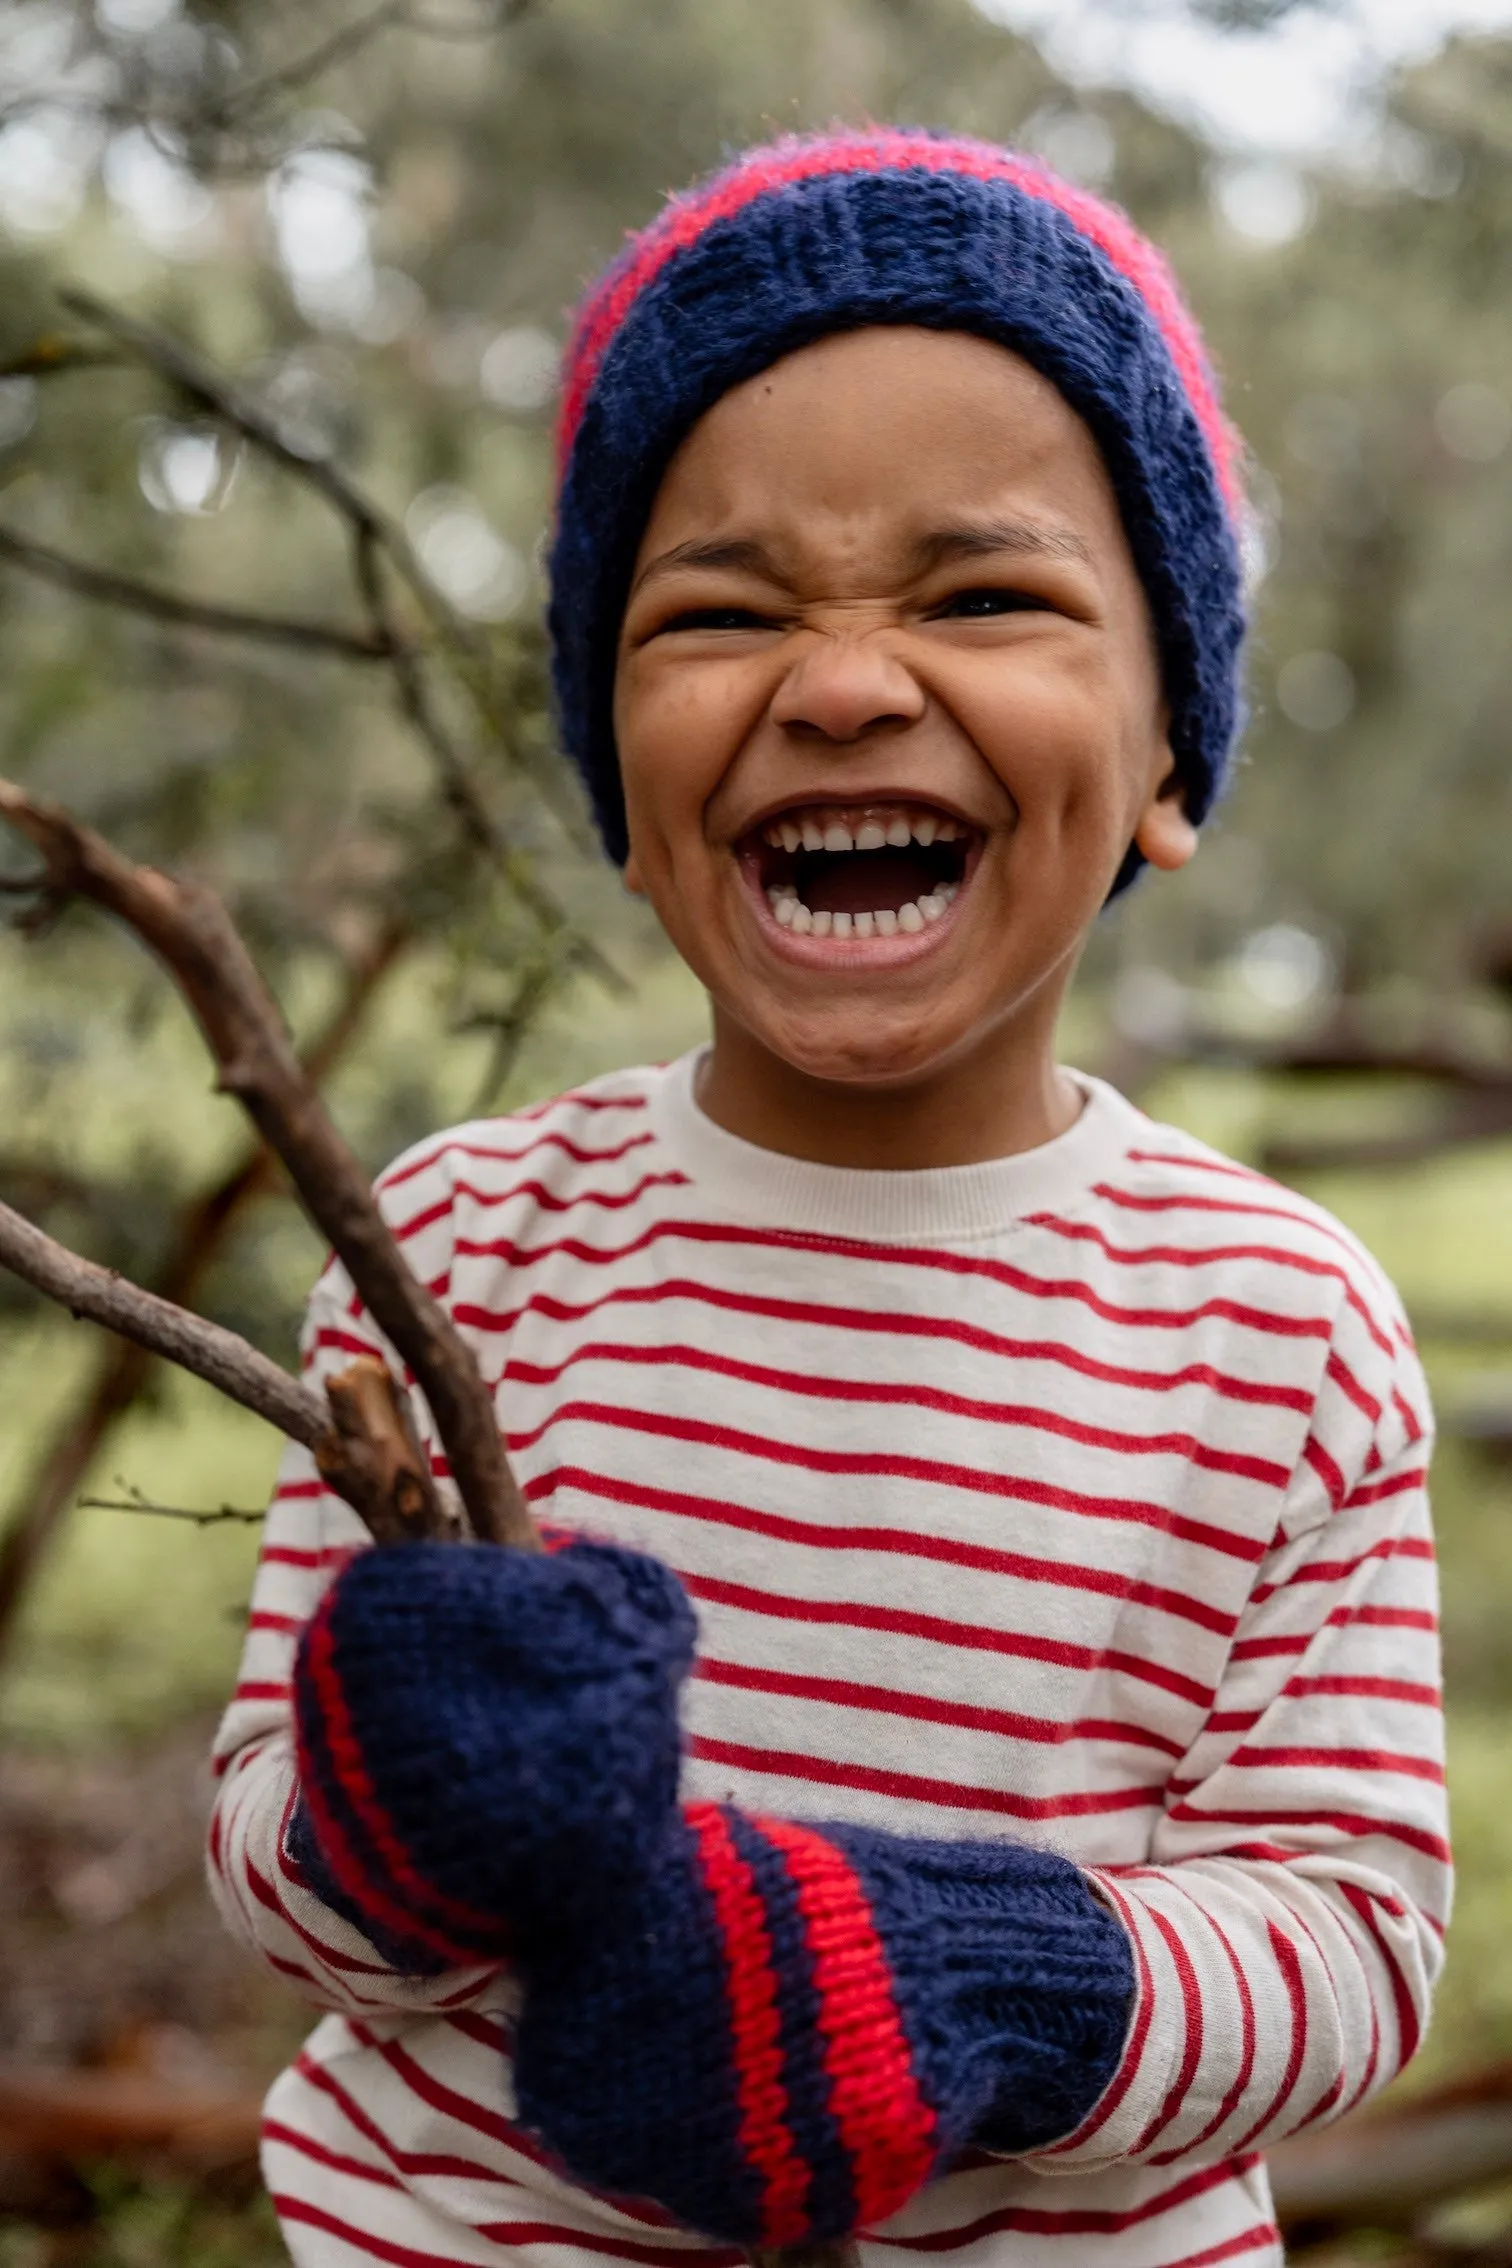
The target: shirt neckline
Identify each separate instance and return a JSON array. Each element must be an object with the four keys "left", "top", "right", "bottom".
[{"left": 647, "top": 1049, "right": 1144, "bottom": 1242}]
